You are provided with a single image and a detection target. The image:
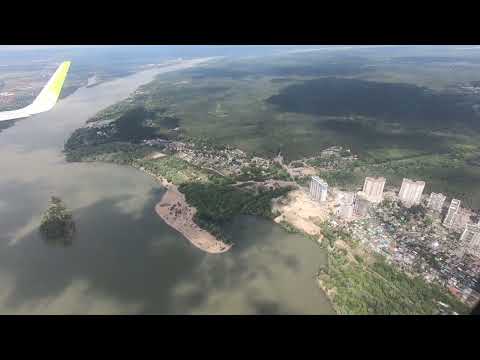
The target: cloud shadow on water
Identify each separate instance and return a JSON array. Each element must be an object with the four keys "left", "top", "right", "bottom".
[
  {"left": 0, "top": 188, "right": 328, "bottom": 314},
  {"left": 0, "top": 192, "right": 207, "bottom": 313}
]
